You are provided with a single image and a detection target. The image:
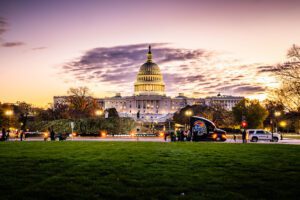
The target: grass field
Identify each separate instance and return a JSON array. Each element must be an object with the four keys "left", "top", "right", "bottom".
[{"left": 0, "top": 142, "right": 299, "bottom": 200}]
